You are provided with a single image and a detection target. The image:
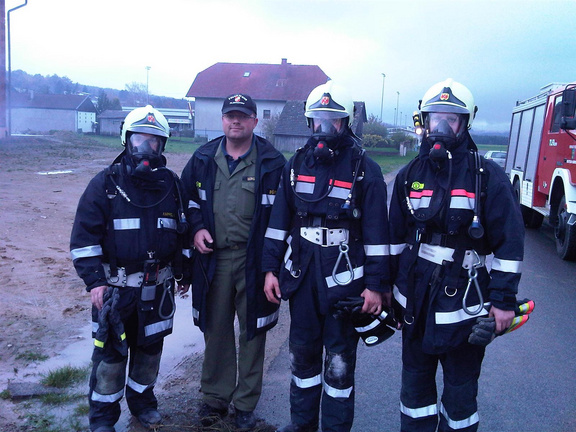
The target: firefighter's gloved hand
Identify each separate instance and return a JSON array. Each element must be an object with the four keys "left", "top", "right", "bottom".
[
  {"left": 468, "top": 317, "right": 496, "bottom": 346},
  {"left": 94, "top": 289, "right": 113, "bottom": 350},
  {"left": 108, "top": 287, "right": 128, "bottom": 356},
  {"left": 332, "top": 297, "right": 365, "bottom": 320}
]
